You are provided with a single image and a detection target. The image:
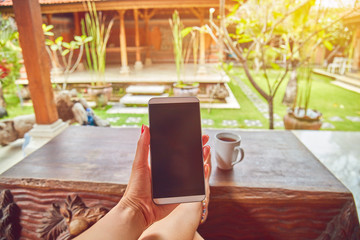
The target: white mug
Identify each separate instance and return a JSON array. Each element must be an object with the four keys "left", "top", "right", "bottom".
[{"left": 214, "top": 132, "right": 245, "bottom": 170}]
